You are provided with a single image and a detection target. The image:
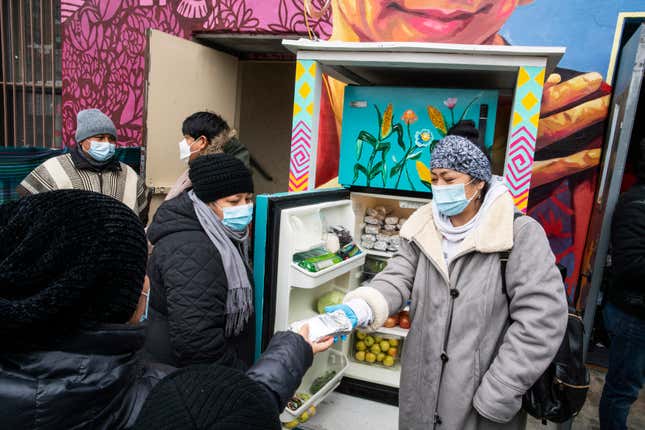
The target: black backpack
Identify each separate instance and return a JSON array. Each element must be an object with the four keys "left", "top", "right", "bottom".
[{"left": 500, "top": 216, "right": 590, "bottom": 424}]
